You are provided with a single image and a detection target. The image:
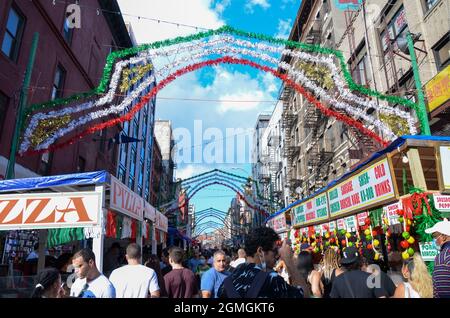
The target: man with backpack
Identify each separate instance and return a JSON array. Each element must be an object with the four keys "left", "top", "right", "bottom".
[{"left": 217, "top": 227, "right": 307, "bottom": 298}]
